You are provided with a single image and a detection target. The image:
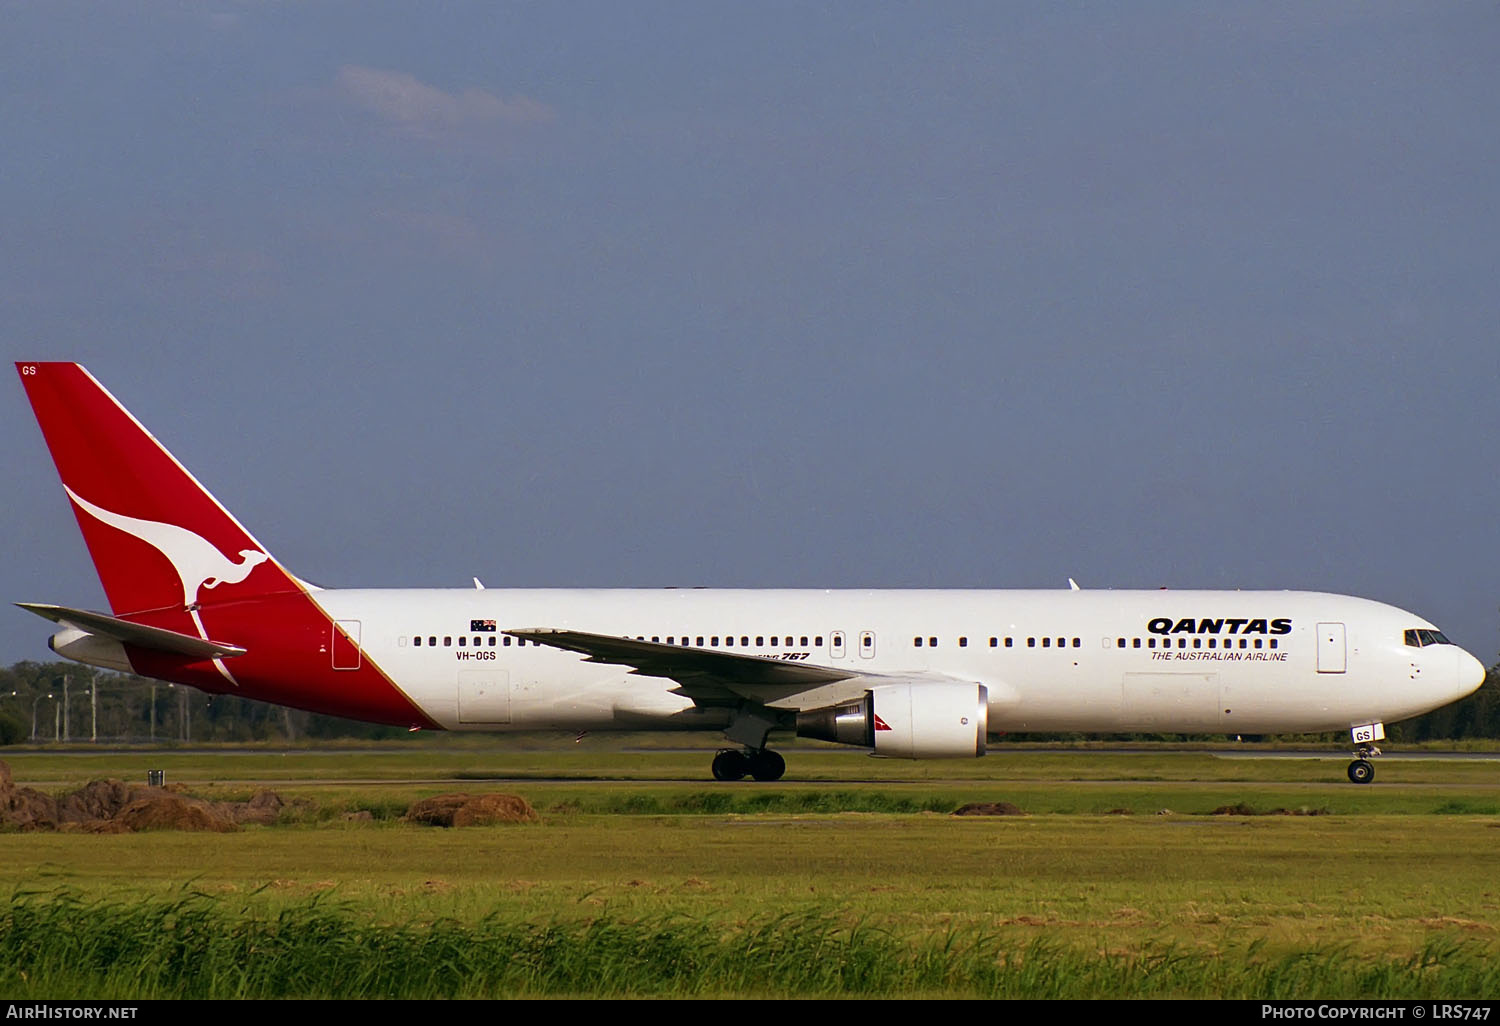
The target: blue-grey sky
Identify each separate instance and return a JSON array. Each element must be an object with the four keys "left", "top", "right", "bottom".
[{"left": 4, "top": 2, "right": 1498, "bottom": 664}]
